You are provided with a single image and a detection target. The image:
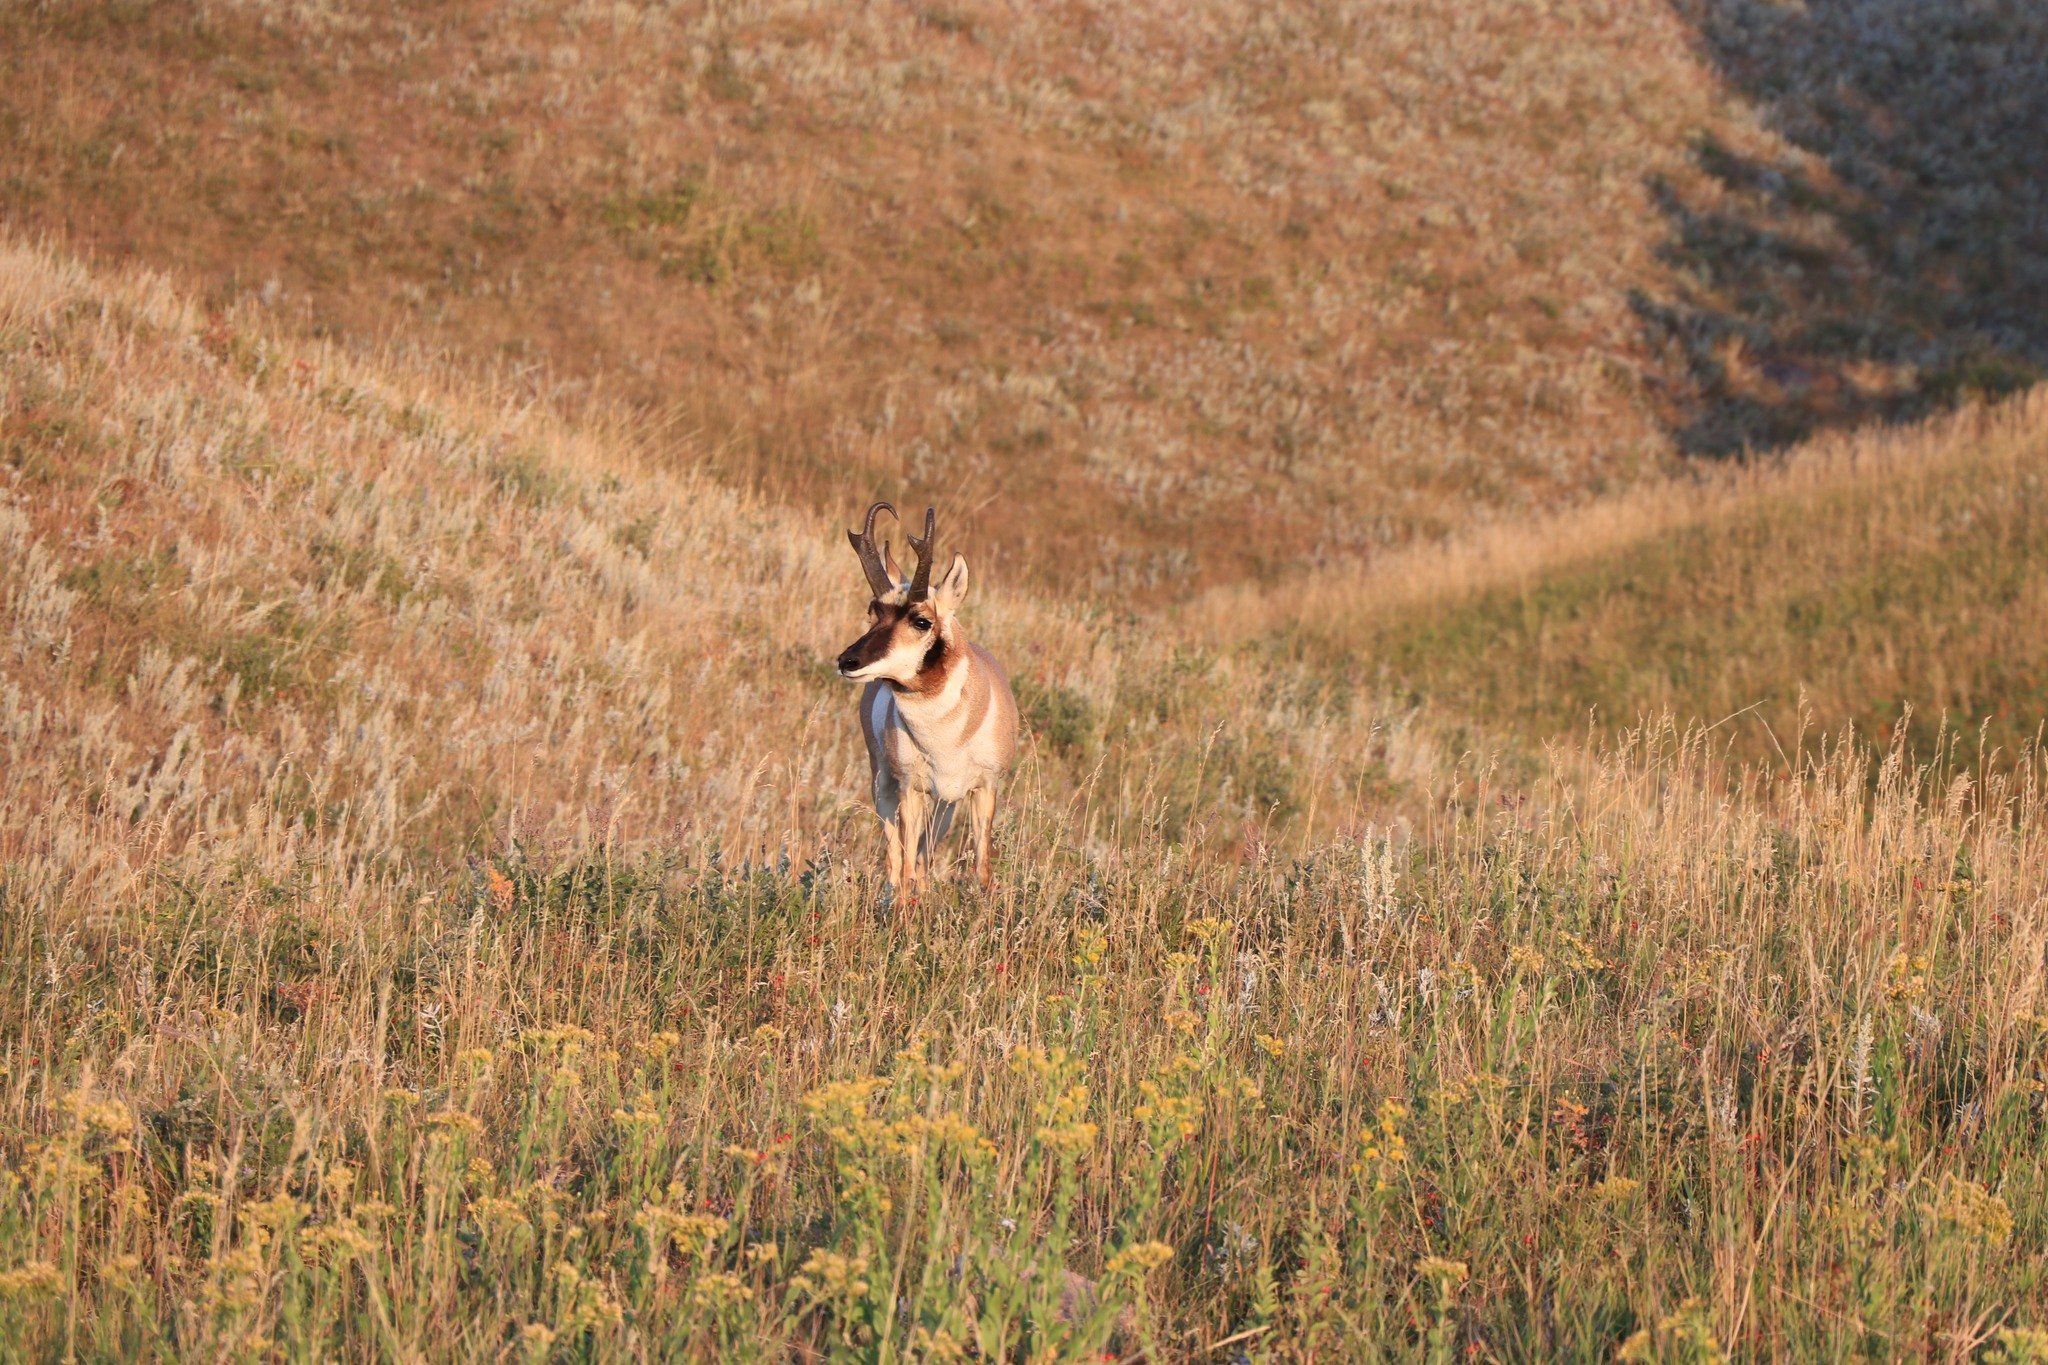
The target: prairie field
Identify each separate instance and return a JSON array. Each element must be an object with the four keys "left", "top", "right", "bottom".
[
  {"left": 3, "top": 0, "right": 2048, "bottom": 1360},
  {"left": 5, "top": 230, "right": 2048, "bottom": 1361}
]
